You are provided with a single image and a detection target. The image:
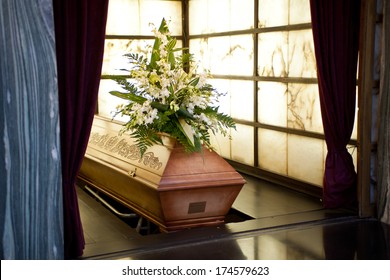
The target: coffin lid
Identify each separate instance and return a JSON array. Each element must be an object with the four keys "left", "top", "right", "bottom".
[{"left": 85, "top": 117, "right": 245, "bottom": 189}]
